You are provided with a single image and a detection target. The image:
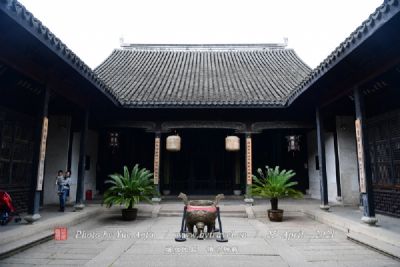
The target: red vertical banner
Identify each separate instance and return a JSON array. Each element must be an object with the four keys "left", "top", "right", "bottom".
[
  {"left": 153, "top": 136, "right": 160, "bottom": 185},
  {"left": 36, "top": 117, "right": 48, "bottom": 191},
  {"left": 246, "top": 136, "right": 252, "bottom": 185},
  {"left": 355, "top": 119, "right": 366, "bottom": 193}
]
